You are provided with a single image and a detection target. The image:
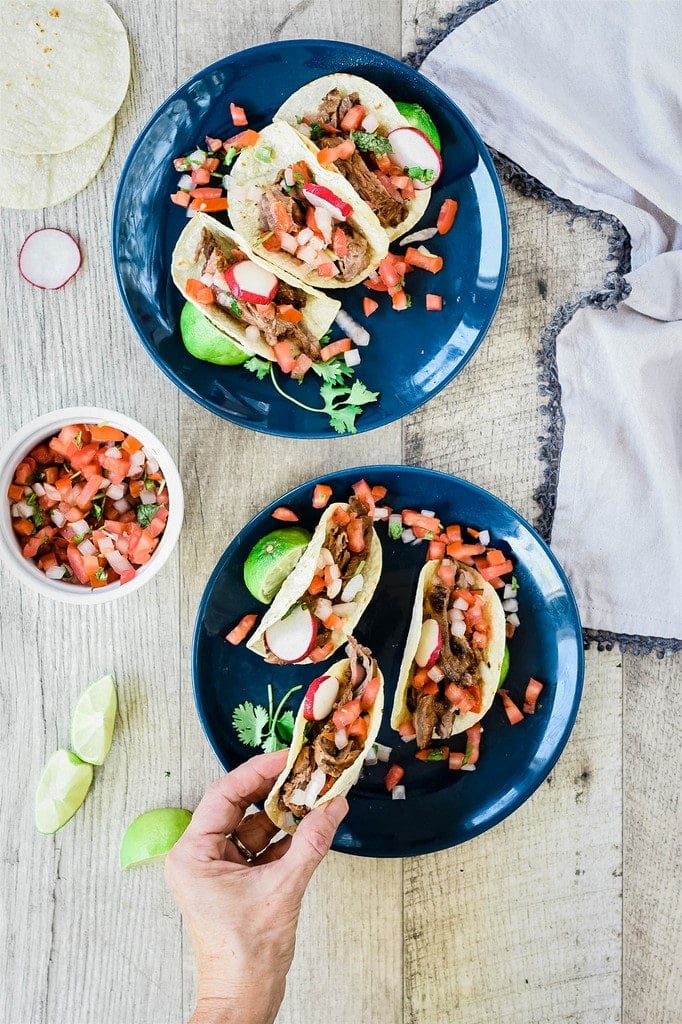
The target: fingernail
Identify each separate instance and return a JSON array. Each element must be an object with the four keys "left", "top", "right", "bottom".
[{"left": 323, "top": 796, "right": 349, "bottom": 826}]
